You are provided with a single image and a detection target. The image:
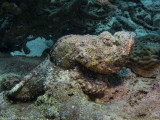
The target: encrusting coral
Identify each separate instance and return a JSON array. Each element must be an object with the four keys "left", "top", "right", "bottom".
[{"left": 128, "top": 35, "right": 160, "bottom": 77}]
